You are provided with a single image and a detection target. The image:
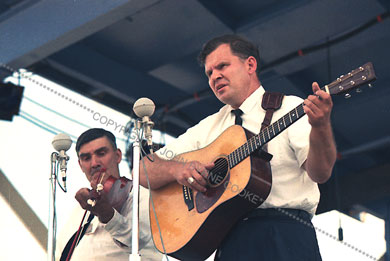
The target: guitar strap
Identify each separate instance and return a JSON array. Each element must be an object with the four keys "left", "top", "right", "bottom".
[
  {"left": 183, "top": 91, "right": 284, "bottom": 212},
  {"left": 257, "top": 91, "right": 284, "bottom": 161},
  {"left": 261, "top": 91, "right": 284, "bottom": 131}
]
